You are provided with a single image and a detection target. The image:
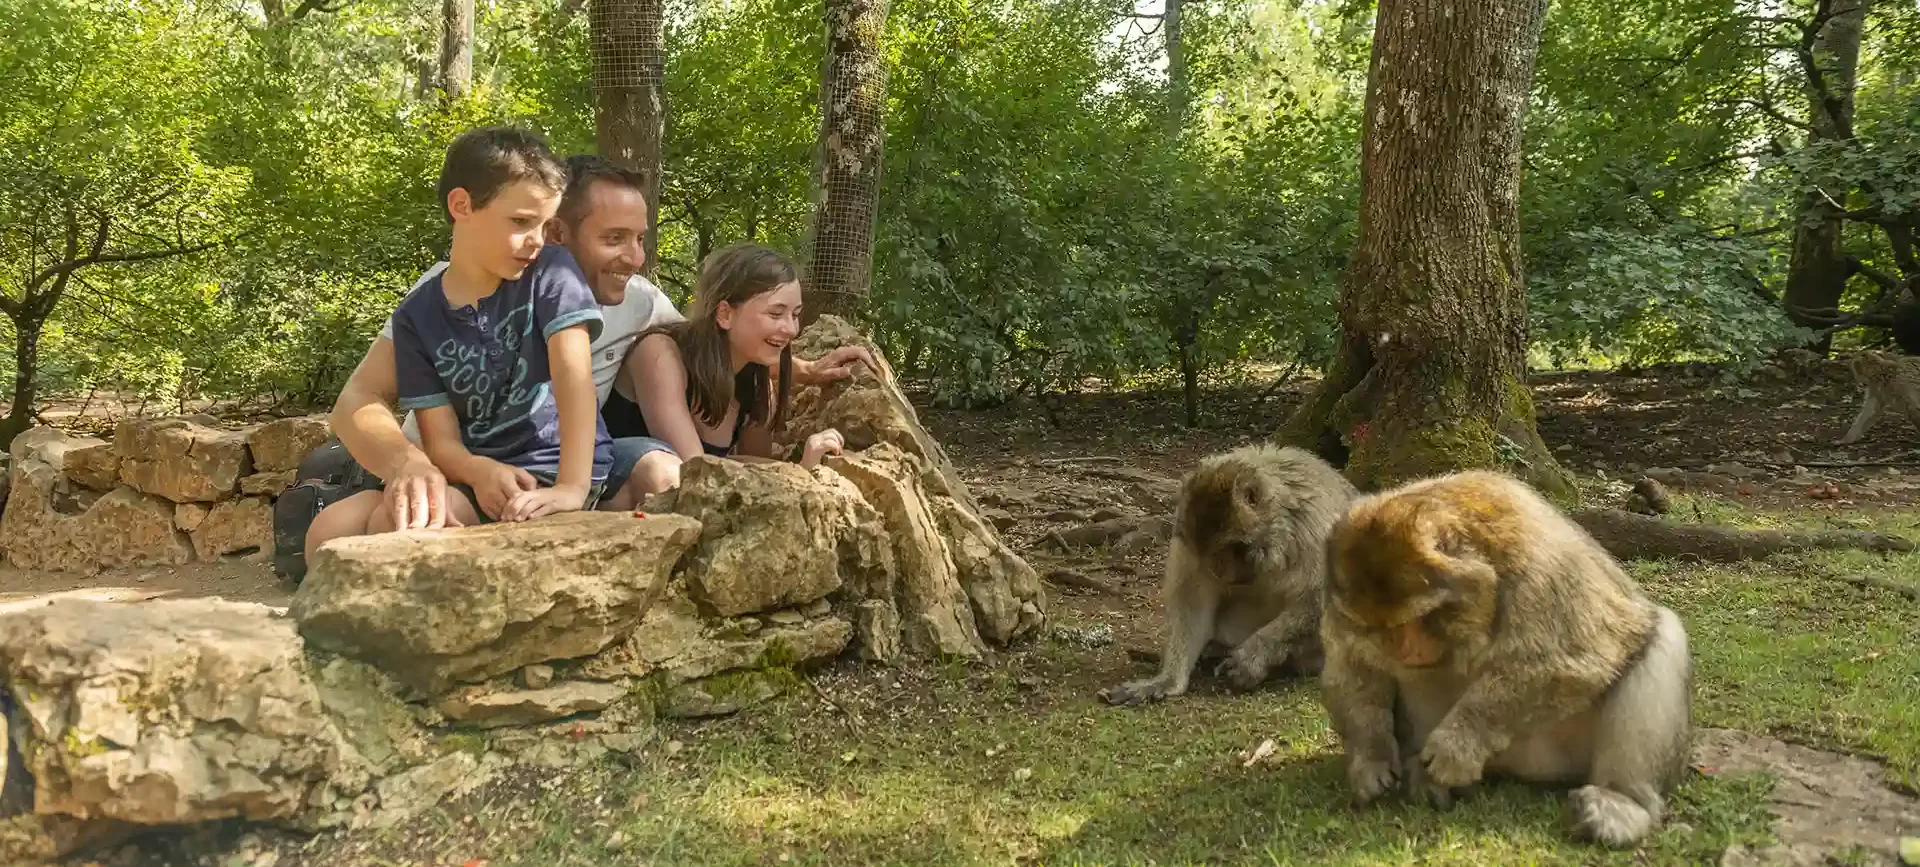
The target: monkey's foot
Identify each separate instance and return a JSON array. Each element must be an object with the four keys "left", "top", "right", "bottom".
[
  {"left": 1567, "top": 785, "right": 1657, "bottom": 849},
  {"left": 1213, "top": 651, "right": 1274, "bottom": 691},
  {"left": 1099, "top": 677, "right": 1180, "bottom": 706},
  {"left": 1347, "top": 756, "right": 1400, "bottom": 804}
]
